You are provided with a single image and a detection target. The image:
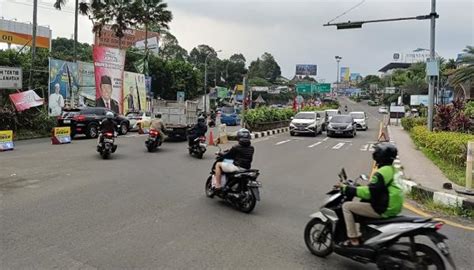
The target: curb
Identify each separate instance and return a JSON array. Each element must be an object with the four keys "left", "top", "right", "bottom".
[
  {"left": 387, "top": 125, "right": 474, "bottom": 211},
  {"left": 227, "top": 127, "right": 290, "bottom": 141}
]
